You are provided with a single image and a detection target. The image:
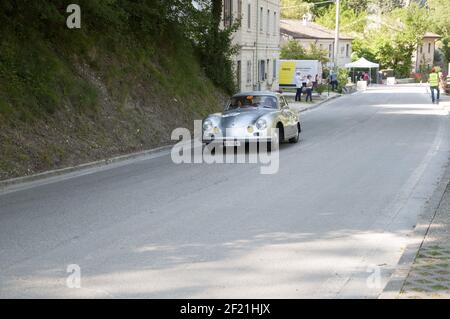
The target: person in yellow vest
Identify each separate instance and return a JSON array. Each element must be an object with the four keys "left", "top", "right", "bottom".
[{"left": 429, "top": 67, "right": 440, "bottom": 104}]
